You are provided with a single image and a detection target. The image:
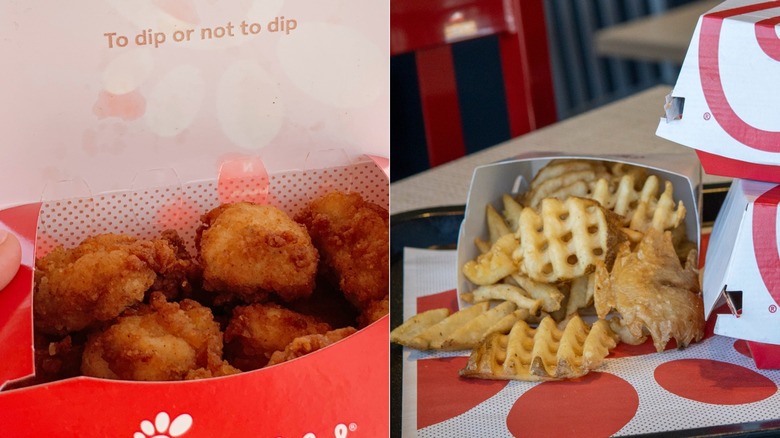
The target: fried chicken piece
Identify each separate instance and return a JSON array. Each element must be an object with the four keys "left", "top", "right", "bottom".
[
  {"left": 594, "top": 228, "right": 704, "bottom": 351},
  {"left": 285, "top": 274, "right": 361, "bottom": 329},
  {"left": 154, "top": 229, "right": 202, "bottom": 301},
  {"left": 34, "top": 233, "right": 188, "bottom": 336},
  {"left": 20, "top": 333, "right": 86, "bottom": 387},
  {"left": 267, "top": 327, "right": 357, "bottom": 366},
  {"left": 357, "top": 295, "right": 389, "bottom": 328},
  {"left": 224, "top": 302, "right": 332, "bottom": 370},
  {"left": 295, "top": 191, "right": 389, "bottom": 310},
  {"left": 34, "top": 233, "right": 197, "bottom": 335},
  {"left": 81, "top": 292, "right": 227, "bottom": 381},
  {"left": 184, "top": 360, "right": 242, "bottom": 380},
  {"left": 37, "top": 334, "right": 84, "bottom": 380},
  {"left": 197, "top": 202, "right": 319, "bottom": 302}
]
